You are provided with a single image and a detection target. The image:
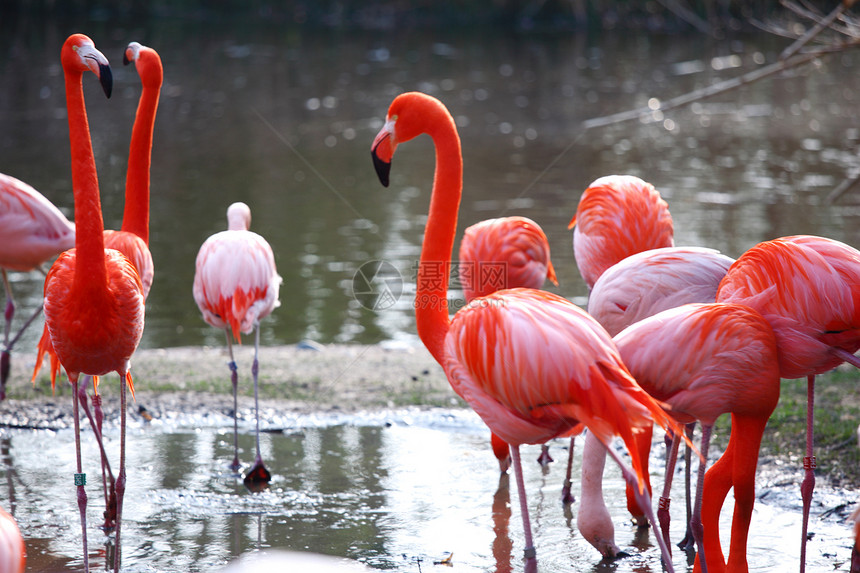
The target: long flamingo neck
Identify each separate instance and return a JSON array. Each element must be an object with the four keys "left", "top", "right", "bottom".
[
  {"left": 416, "top": 119, "right": 462, "bottom": 365},
  {"left": 122, "top": 78, "right": 159, "bottom": 244},
  {"left": 64, "top": 67, "right": 106, "bottom": 285}
]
